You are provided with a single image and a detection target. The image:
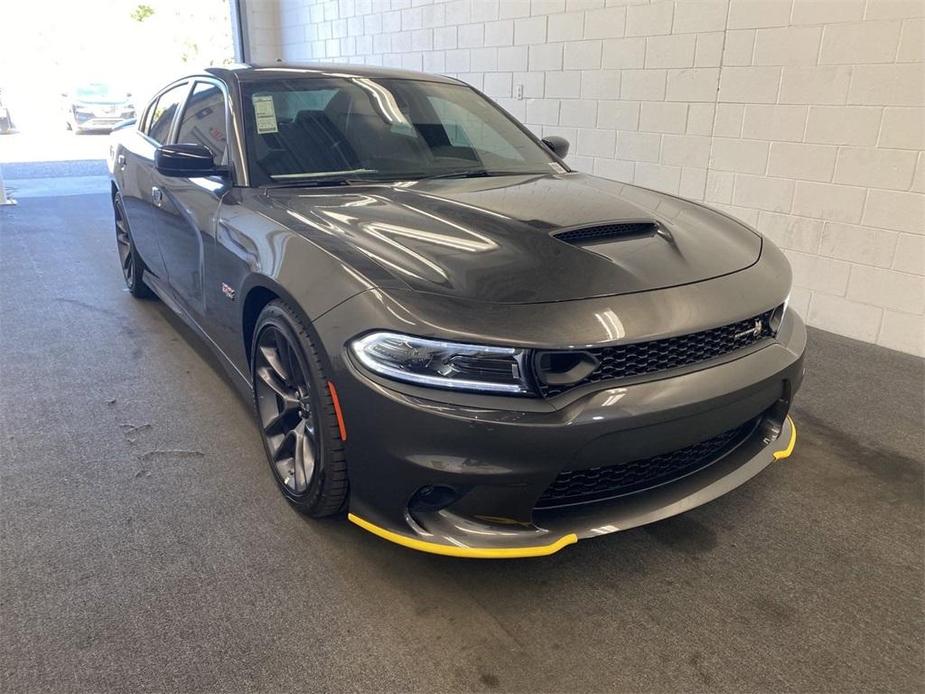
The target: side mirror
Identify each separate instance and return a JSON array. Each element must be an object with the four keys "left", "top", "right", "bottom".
[
  {"left": 155, "top": 143, "right": 228, "bottom": 178},
  {"left": 542, "top": 135, "right": 570, "bottom": 159}
]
